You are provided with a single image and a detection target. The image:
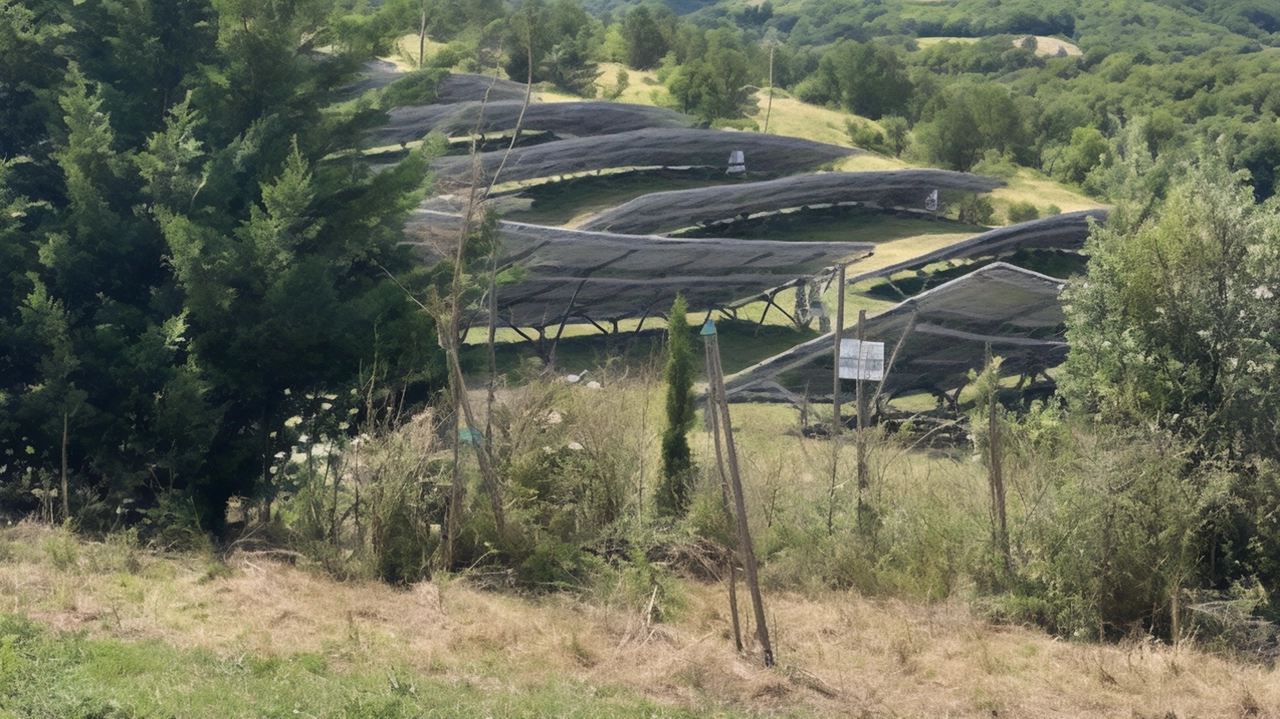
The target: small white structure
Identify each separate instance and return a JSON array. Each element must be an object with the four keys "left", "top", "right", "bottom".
[
  {"left": 925, "top": 189, "right": 939, "bottom": 212},
  {"left": 727, "top": 150, "right": 746, "bottom": 173},
  {"left": 839, "top": 339, "right": 885, "bottom": 381}
]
